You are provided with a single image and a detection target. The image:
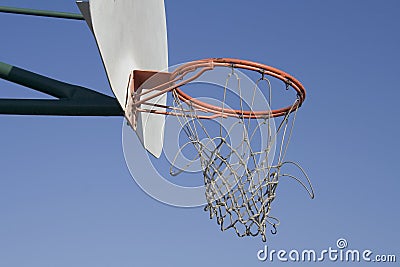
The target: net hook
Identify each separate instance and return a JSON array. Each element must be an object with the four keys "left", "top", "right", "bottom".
[
  {"left": 260, "top": 69, "right": 267, "bottom": 80},
  {"left": 285, "top": 78, "right": 292, "bottom": 90},
  {"left": 271, "top": 224, "right": 278, "bottom": 235}
]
